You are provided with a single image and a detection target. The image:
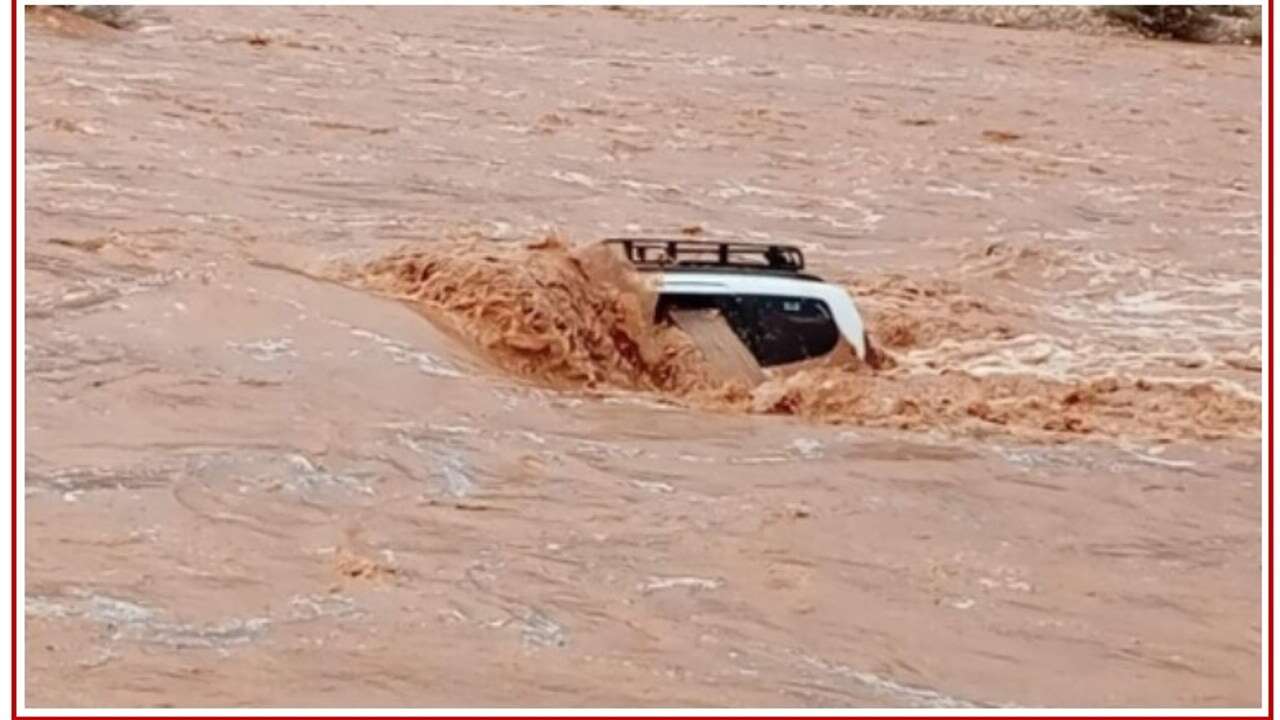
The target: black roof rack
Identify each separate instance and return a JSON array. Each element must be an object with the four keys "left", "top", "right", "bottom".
[{"left": 604, "top": 238, "right": 806, "bottom": 274}]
